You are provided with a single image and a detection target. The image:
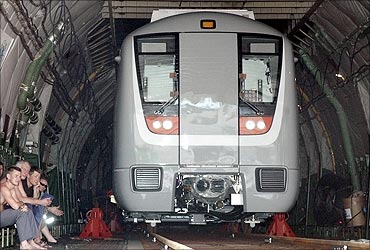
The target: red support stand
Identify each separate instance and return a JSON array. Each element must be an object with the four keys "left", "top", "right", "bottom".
[
  {"left": 266, "top": 213, "right": 296, "bottom": 237},
  {"left": 80, "top": 208, "right": 113, "bottom": 238}
]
